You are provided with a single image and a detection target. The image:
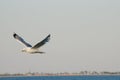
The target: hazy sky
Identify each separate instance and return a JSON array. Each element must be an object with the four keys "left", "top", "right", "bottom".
[{"left": 0, "top": 0, "right": 120, "bottom": 73}]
